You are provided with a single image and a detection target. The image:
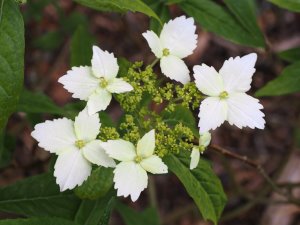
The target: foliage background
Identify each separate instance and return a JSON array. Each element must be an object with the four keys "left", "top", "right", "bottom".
[{"left": 0, "top": 0, "right": 300, "bottom": 224}]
